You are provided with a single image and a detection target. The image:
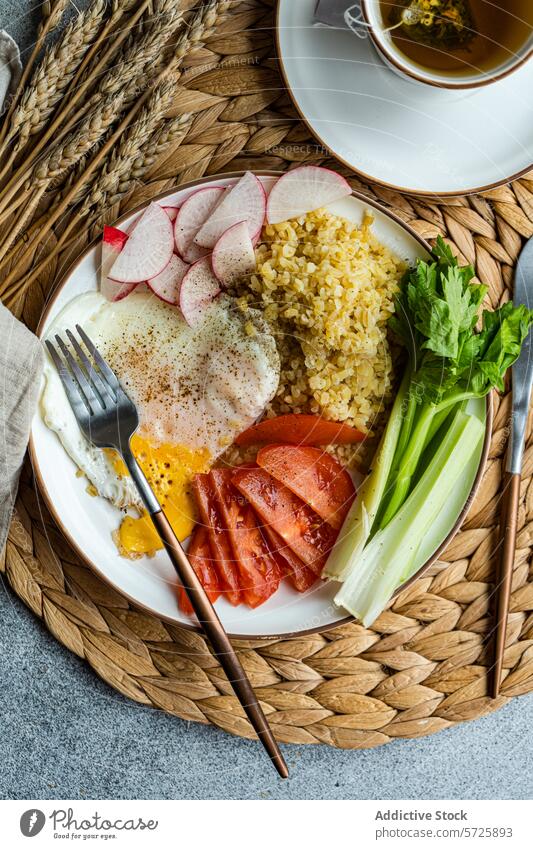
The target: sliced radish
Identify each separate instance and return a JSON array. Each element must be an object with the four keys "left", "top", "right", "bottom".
[
  {"left": 174, "top": 187, "right": 224, "bottom": 263},
  {"left": 102, "top": 279, "right": 137, "bottom": 301},
  {"left": 266, "top": 165, "right": 352, "bottom": 225},
  {"left": 212, "top": 221, "right": 256, "bottom": 287},
  {"left": 163, "top": 206, "right": 179, "bottom": 223},
  {"left": 109, "top": 202, "right": 174, "bottom": 283},
  {"left": 147, "top": 253, "right": 189, "bottom": 305},
  {"left": 102, "top": 225, "right": 128, "bottom": 260},
  {"left": 179, "top": 256, "right": 221, "bottom": 327},
  {"left": 193, "top": 172, "right": 266, "bottom": 249},
  {"left": 100, "top": 226, "right": 137, "bottom": 301}
]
